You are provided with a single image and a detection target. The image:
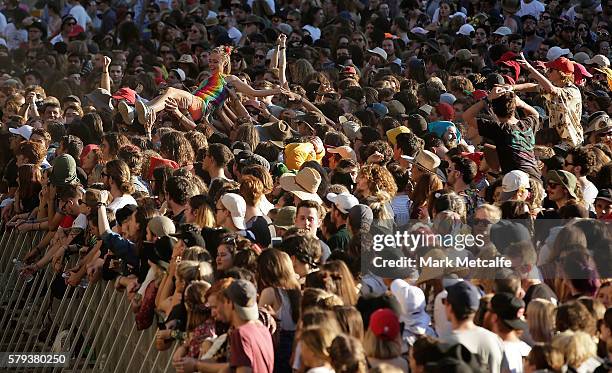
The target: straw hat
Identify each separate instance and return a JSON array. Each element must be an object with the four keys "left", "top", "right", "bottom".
[{"left": 279, "top": 167, "right": 322, "bottom": 203}]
